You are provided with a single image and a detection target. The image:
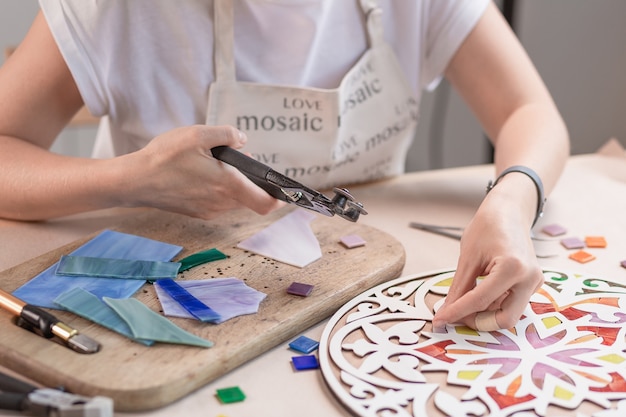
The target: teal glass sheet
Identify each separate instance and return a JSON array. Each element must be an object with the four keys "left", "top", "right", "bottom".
[
  {"left": 103, "top": 297, "right": 213, "bottom": 348},
  {"left": 12, "top": 230, "right": 183, "bottom": 309},
  {"left": 54, "top": 287, "right": 153, "bottom": 346},
  {"left": 55, "top": 255, "right": 181, "bottom": 280}
]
